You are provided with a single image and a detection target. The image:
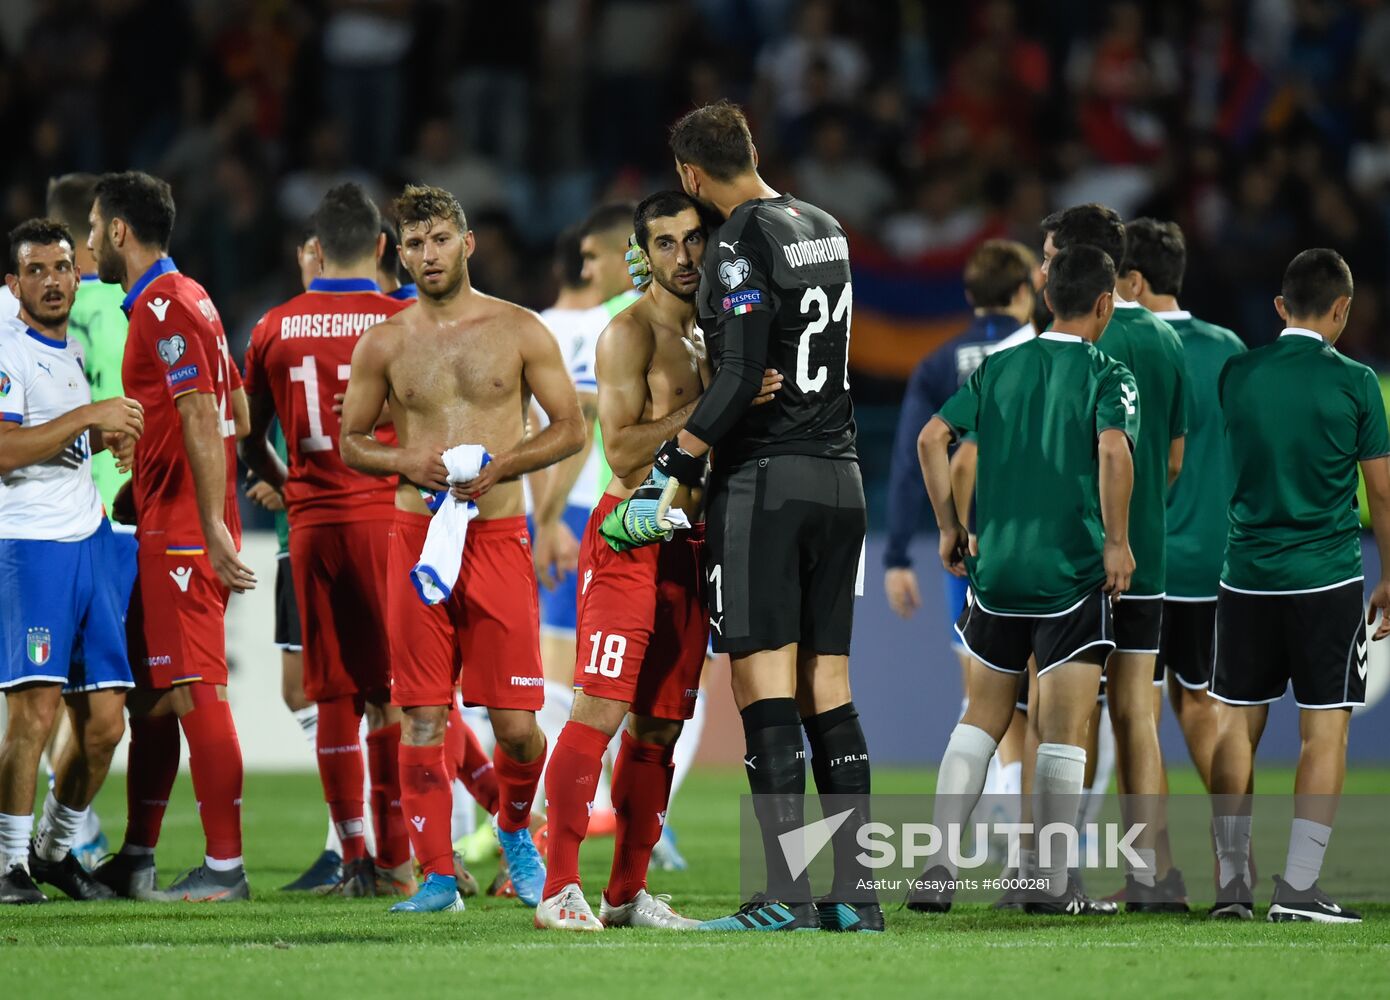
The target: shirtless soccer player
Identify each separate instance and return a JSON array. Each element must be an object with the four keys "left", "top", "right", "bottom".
[
  {"left": 536, "top": 192, "right": 781, "bottom": 931},
  {"left": 341, "top": 185, "right": 584, "bottom": 914}
]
